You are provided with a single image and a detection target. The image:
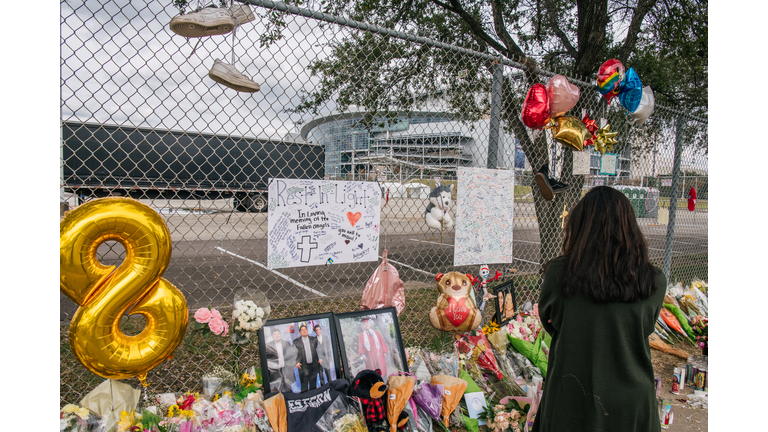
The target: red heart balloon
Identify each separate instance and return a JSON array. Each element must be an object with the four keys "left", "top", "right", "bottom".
[
  {"left": 522, "top": 83, "right": 551, "bottom": 129},
  {"left": 445, "top": 297, "right": 470, "bottom": 327}
]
